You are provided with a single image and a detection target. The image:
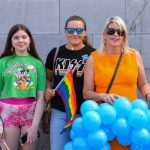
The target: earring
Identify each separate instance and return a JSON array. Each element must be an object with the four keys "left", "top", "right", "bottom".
[
  {"left": 11, "top": 47, "right": 13, "bottom": 52},
  {"left": 28, "top": 47, "right": 30, "bottom": 51}
]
